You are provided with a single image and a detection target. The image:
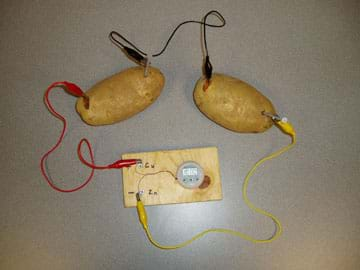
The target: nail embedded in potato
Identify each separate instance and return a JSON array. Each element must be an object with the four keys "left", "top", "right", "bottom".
[
  {"left": 194, "top": 74, "right": 276, "bottom": 133},
  {"left": 76, "top": 66, "right": 165, "bottom": 126}
]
